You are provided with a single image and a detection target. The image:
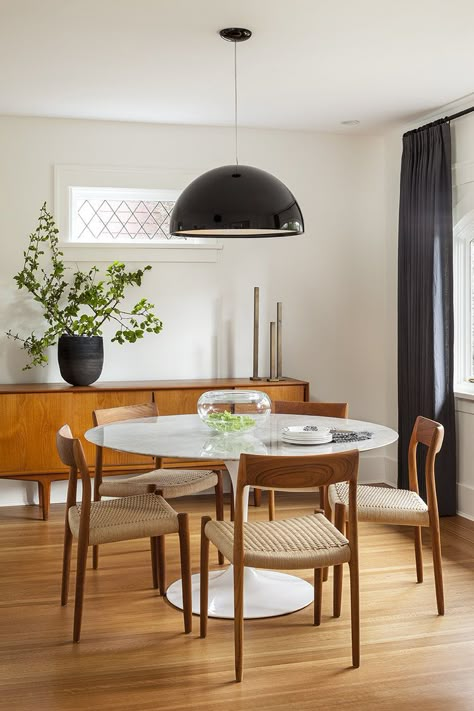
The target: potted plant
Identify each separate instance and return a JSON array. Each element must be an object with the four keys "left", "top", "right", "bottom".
[{"left": 7, "top": 203, "right": 163, "bottom": 385}]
